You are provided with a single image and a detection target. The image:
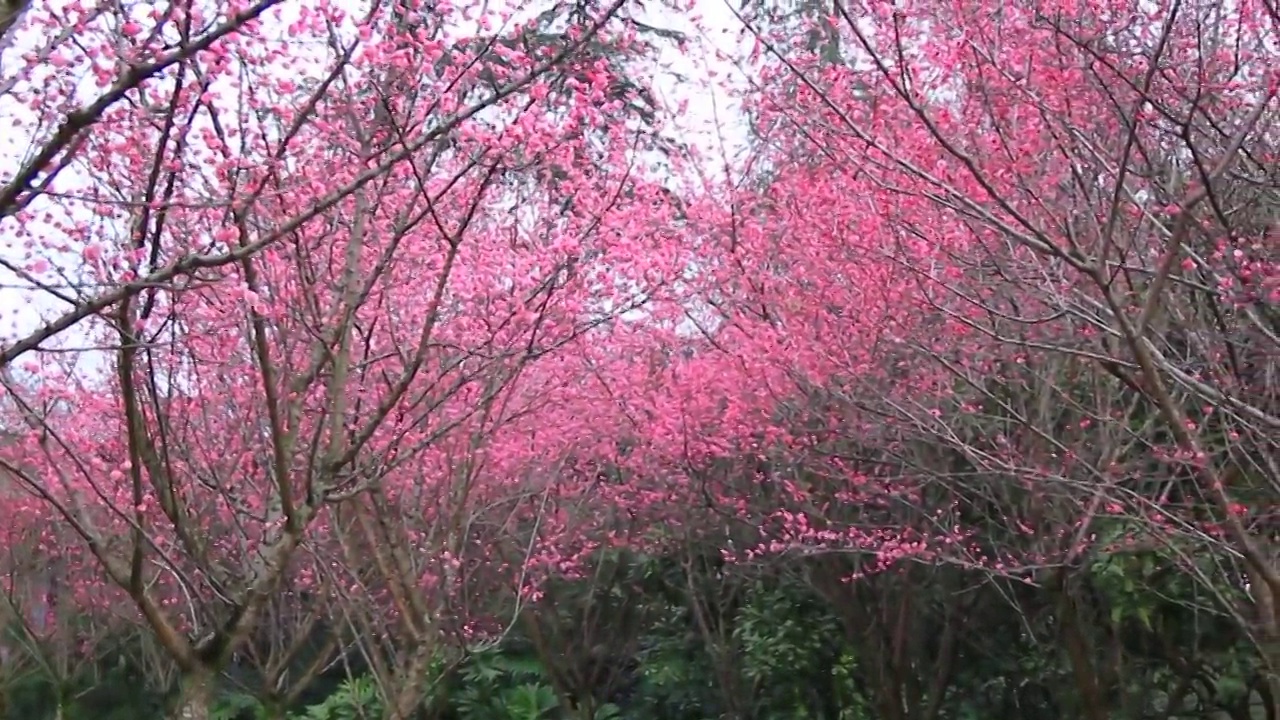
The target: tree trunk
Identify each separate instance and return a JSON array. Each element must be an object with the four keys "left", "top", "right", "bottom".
[
  {"left": 1056, "top": 573, "right": 1110, "bottom": 720},
  {"left": 384, "top": 642, "right": 438, "bottom": 720},
  {"left": 170, "top": 671, "right": 215, "bottom": 720},
  {"left": 1250, "top": 561, "right": 1280, "bottom": 720}
]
